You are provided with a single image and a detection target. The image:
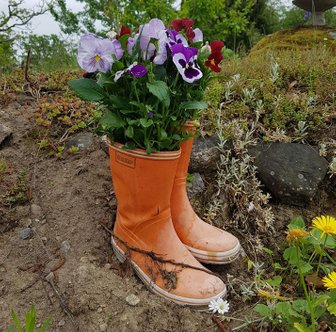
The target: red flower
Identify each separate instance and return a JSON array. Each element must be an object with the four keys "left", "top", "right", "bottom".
[
  {"left": 205, "top": 40, "right": 224, "bottom": 72},
  {"left": 210, "top": 40, "right": 224, "bottom": 54},
  {"left": 170, "top": 18, "right": 195, "bottom": 41},
  {"left": 116, "top": 25, "right": 131, "bottom": 39}
]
